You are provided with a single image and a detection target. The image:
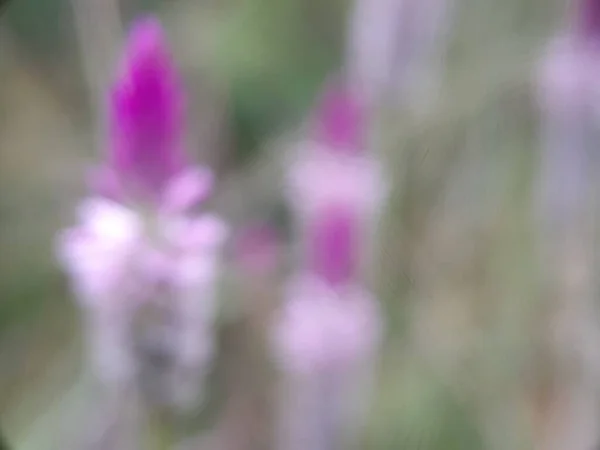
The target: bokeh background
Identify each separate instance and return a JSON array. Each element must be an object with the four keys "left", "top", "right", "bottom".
[{"left": 0, "top": 0, "right": 581, "bottom": 448}]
